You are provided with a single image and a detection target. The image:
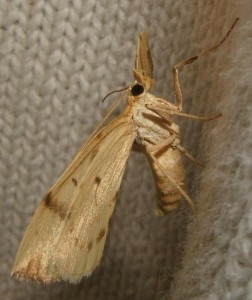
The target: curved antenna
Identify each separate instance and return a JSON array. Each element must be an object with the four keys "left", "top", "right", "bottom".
[
  {"left": 101, "top": 86, "right": 129, "bottom": 103},
  {"left": 83, "top": 90, "right": 129, "bottom": 150}
]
